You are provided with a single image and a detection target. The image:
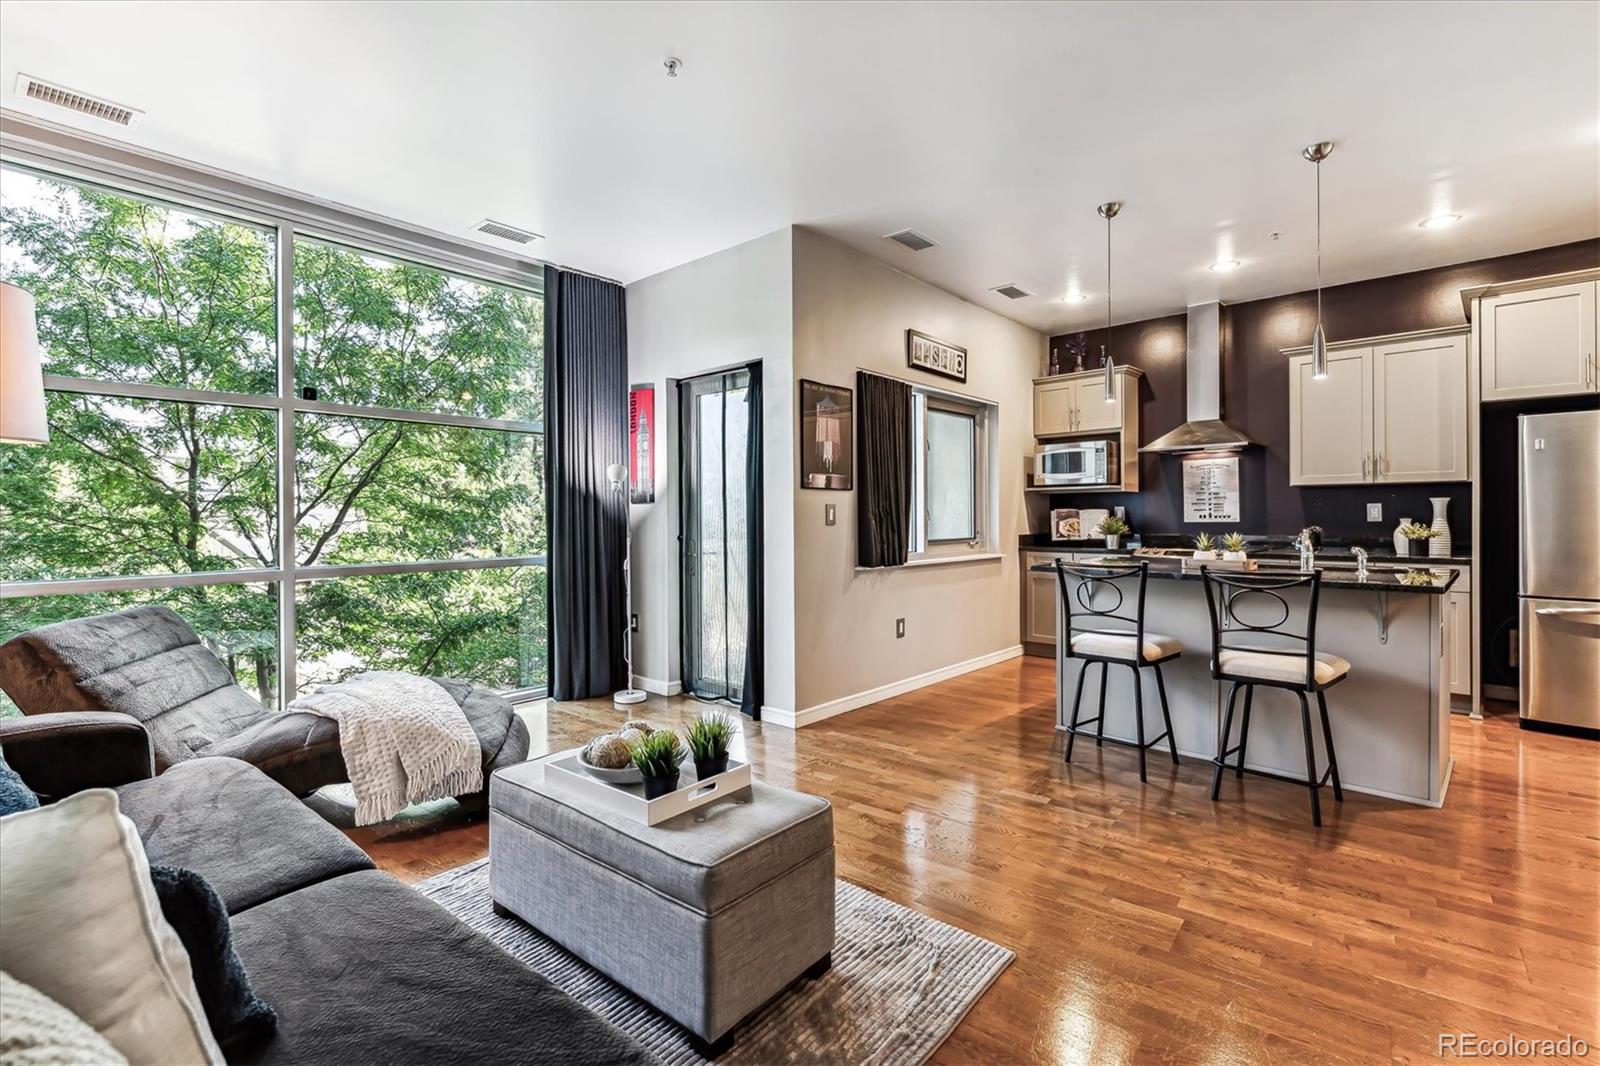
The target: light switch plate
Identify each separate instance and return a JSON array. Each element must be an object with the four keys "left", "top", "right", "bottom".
[
  {"left": 895, "top": 618, "right": 905, "bottom": 639},
  {"left": 1366, "top": 503, "right": 1383, "bottom": 522},
  {"left": 825, "top": 504, "right": 836, "bottom": 527}
]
